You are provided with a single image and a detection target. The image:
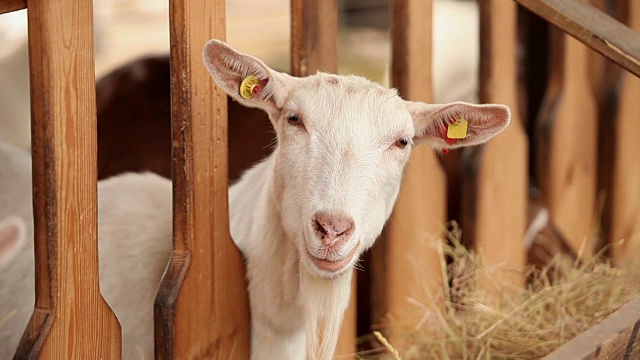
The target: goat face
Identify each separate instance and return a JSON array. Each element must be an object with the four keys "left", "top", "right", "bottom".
[{"left": 203, "top": 40, "right": 510, "bottom": 279}]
